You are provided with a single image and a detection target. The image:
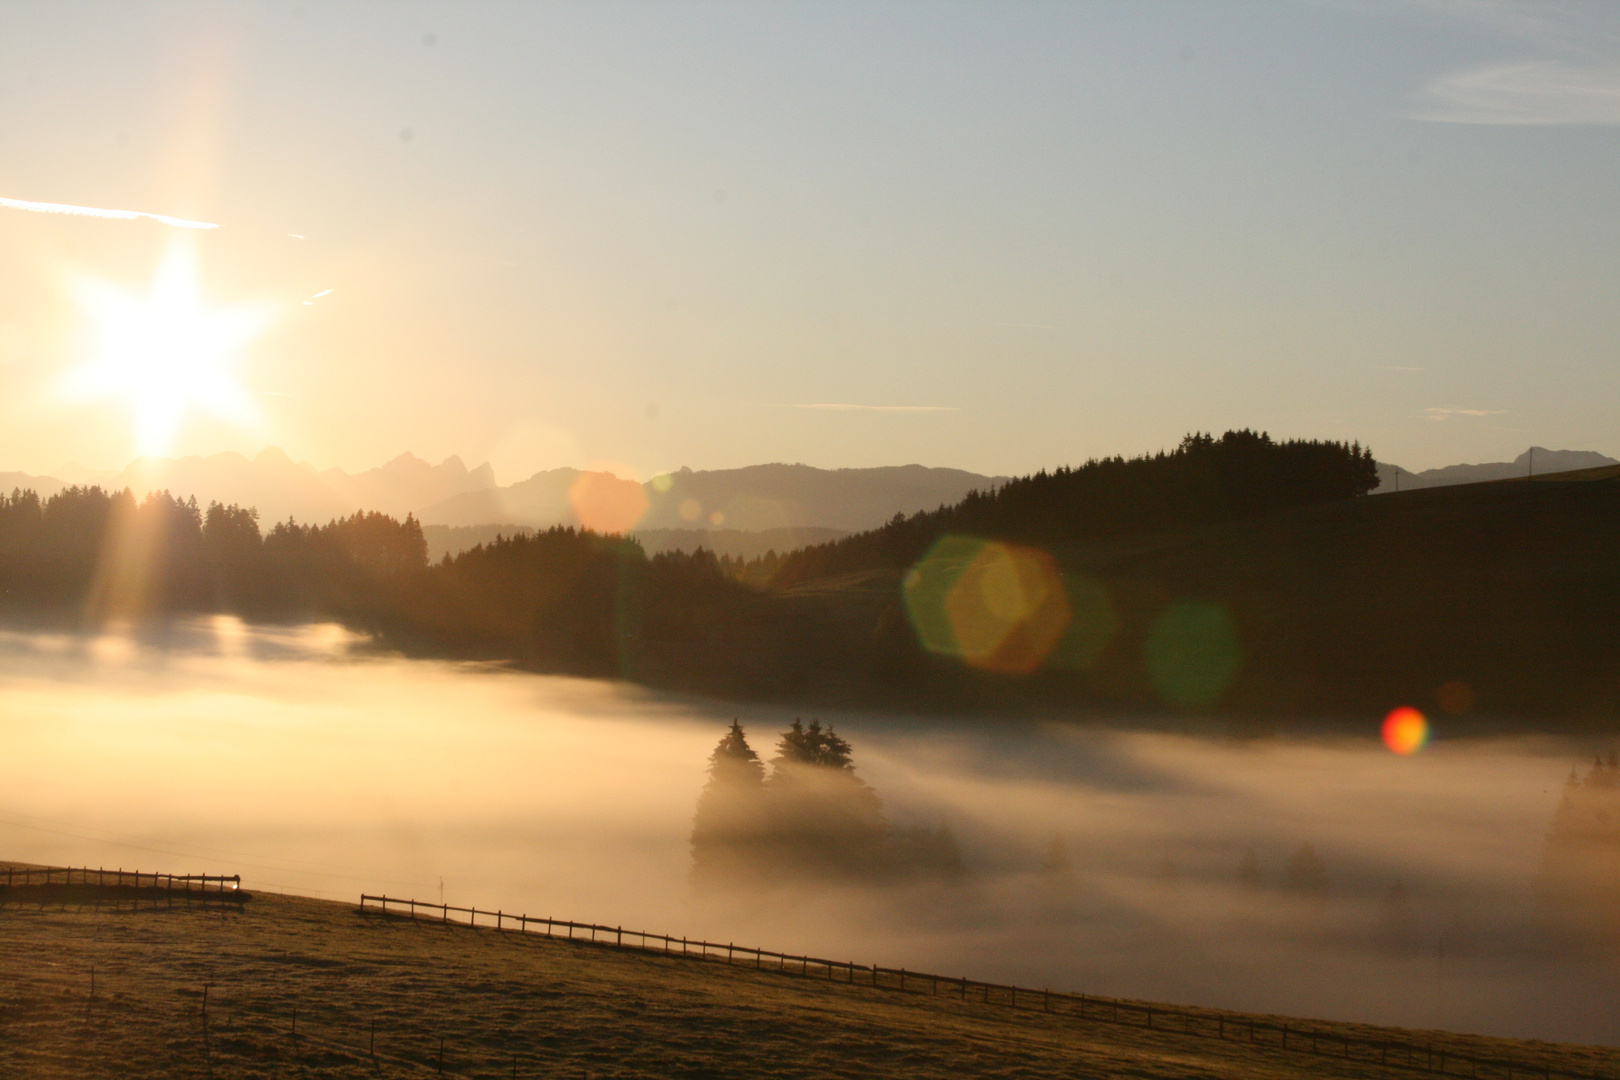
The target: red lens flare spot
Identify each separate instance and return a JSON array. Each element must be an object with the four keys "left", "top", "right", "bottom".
[{"left": 1382, "top": 707, "right": 1429, "bottom": 756}]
